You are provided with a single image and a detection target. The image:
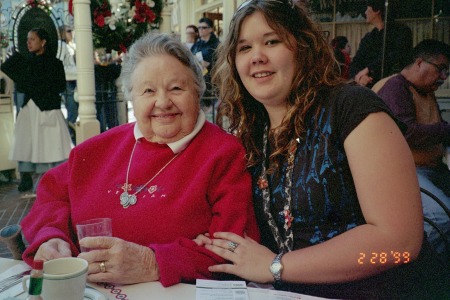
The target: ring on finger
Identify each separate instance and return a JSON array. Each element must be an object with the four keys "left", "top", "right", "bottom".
[
  {"left": 99, "top": 261, "right": 106, "bottom": 273},
  {"left": 227, "top": 241, "right": 239, "bottom": 252}
]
